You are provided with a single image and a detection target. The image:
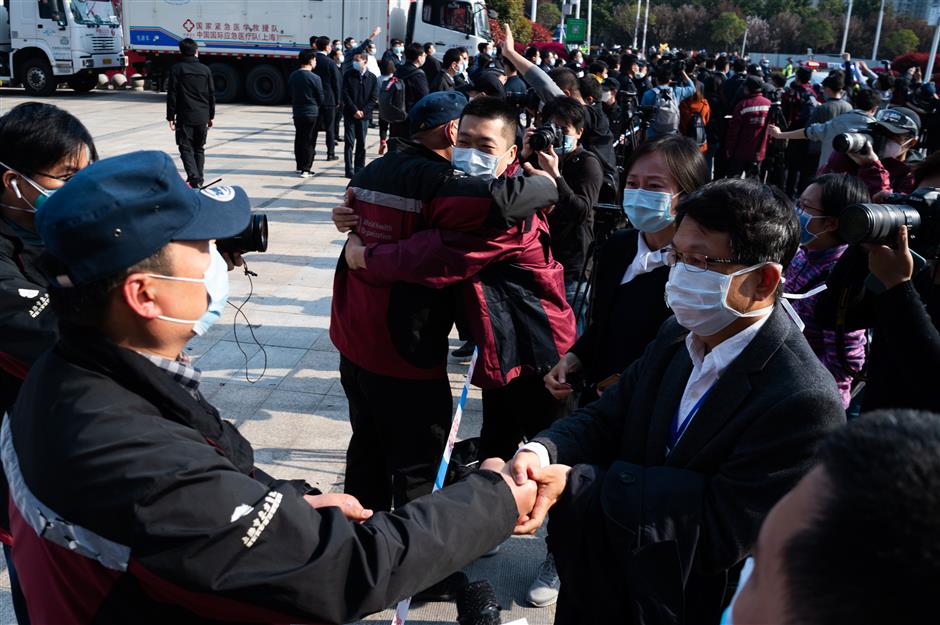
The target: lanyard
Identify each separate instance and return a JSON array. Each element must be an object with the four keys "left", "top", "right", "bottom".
[{"left": 668, "top": 385, "right": 714, "bottom": 452}]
